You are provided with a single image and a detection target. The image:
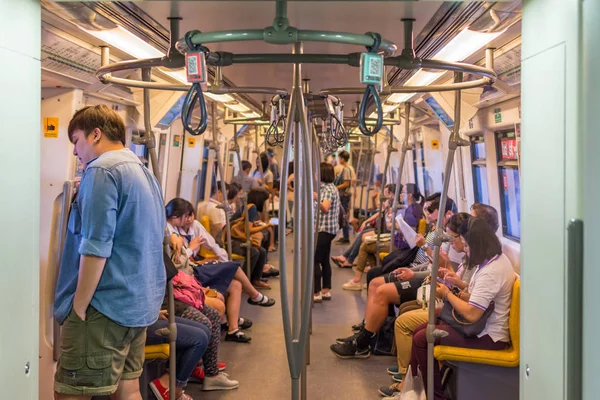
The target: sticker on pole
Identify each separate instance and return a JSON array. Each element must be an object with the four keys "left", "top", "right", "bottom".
[
  {"left": 186, "top": 52, "right": 207, "bottom": 83},
  {"left": 360, "top": 53, "right": 384, "bottom": 86}
]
